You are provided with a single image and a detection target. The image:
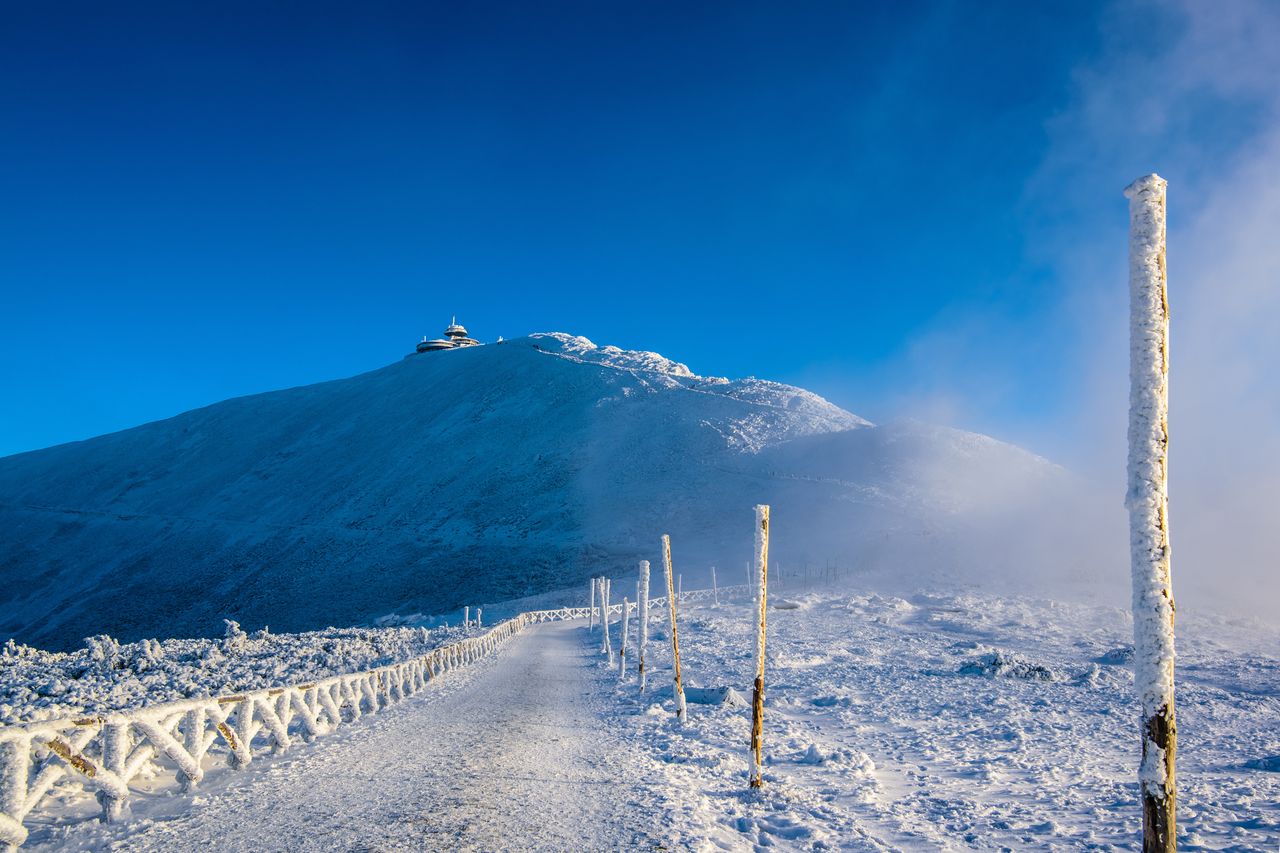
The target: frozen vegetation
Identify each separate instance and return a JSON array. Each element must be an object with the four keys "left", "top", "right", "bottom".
[{"left": 0, "top": 620, "right": 477, "bottom": 725}]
